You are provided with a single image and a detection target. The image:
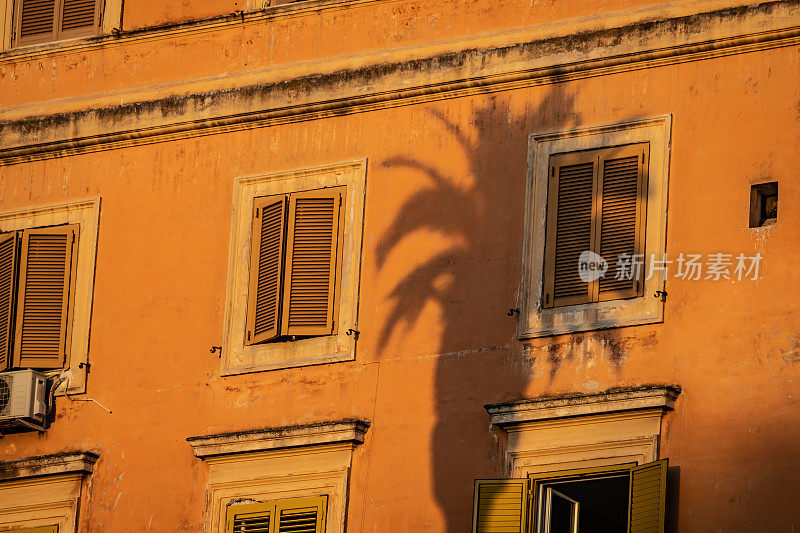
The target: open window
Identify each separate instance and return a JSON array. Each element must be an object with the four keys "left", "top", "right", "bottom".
[{"left": 472, "top": 460, "right": 667, "bottom": 533}]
